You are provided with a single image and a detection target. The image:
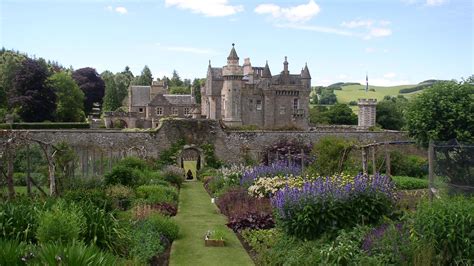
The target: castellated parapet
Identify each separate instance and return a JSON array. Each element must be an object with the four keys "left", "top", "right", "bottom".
[{"left": 358, "top": 98, "right": 377, "bottom": 129}]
